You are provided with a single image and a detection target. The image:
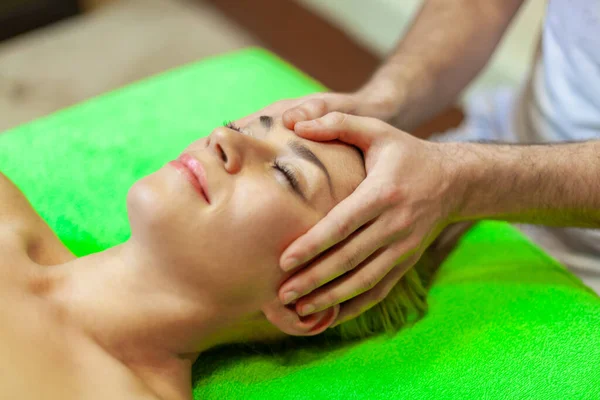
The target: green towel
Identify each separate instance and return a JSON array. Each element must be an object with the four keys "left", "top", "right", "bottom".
[{"left": 1, "top": 48, "right": 598, "bottom": 399}]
